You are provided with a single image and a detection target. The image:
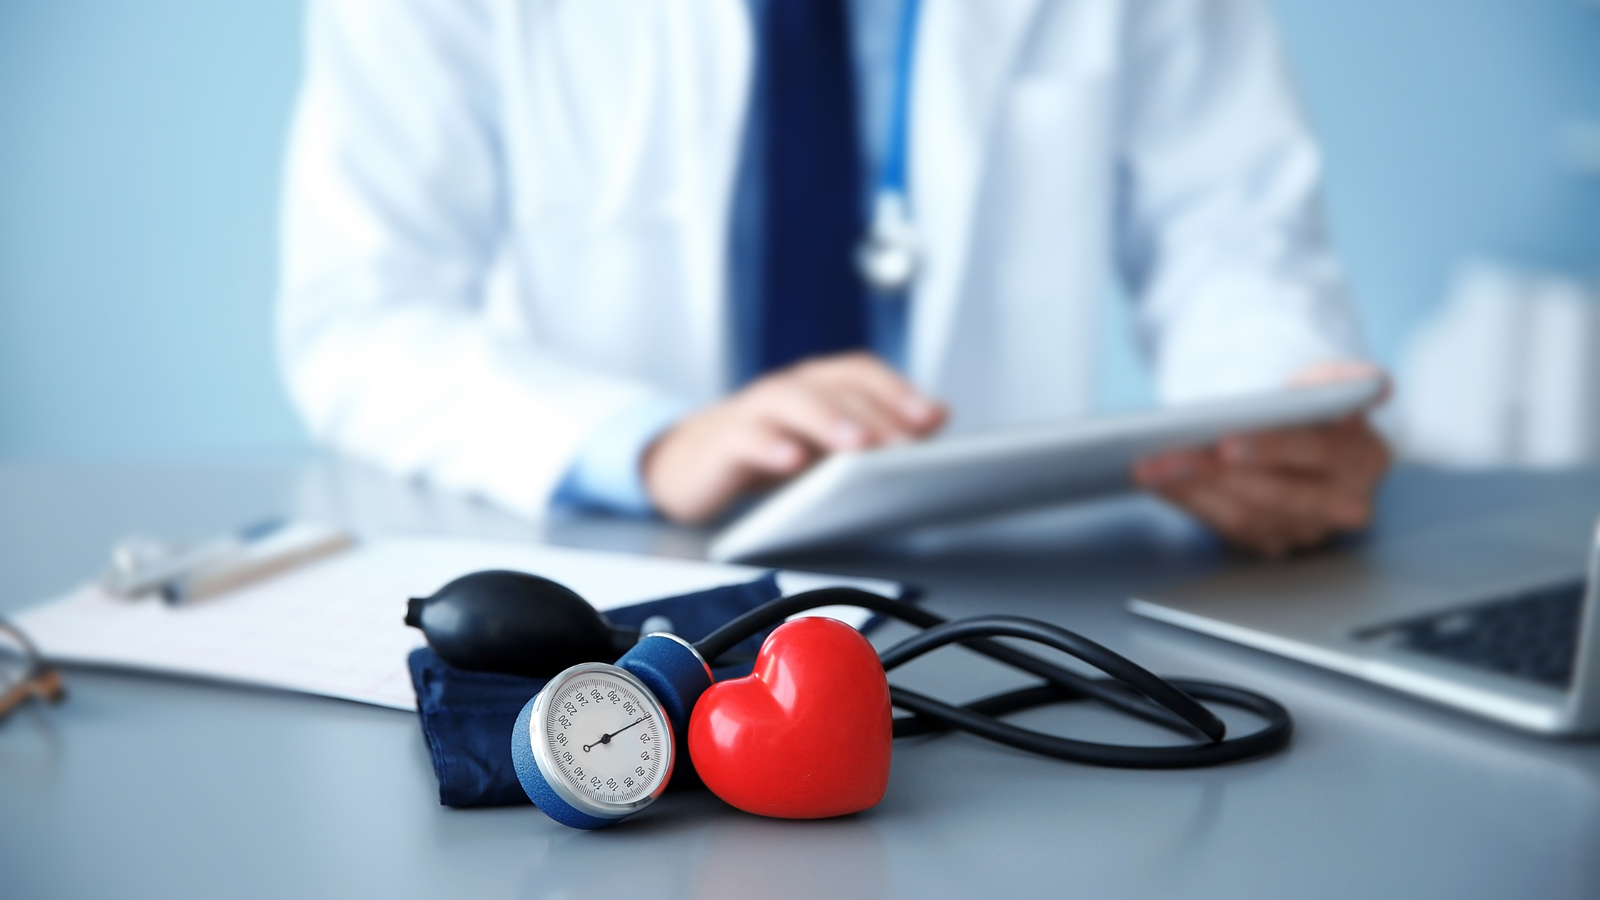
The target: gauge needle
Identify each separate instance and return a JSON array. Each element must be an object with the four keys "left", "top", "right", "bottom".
[{"left": 583, "top": 717, "right": 647, "bottom": 753}]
